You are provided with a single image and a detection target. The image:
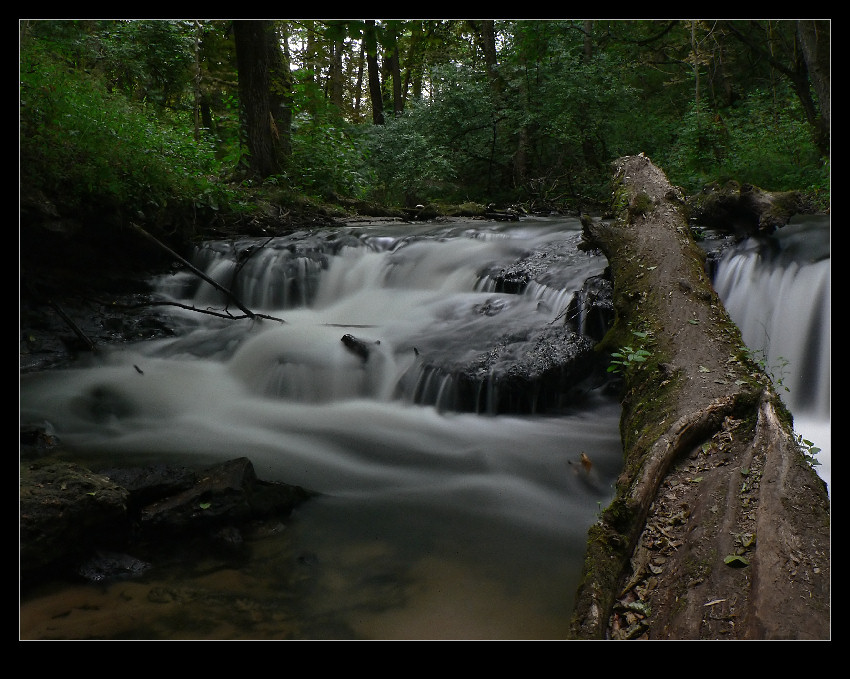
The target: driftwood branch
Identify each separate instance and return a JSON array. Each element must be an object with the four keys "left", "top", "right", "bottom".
[
  {"left": 110, "top": 299, "right": 285, "bottom": 324},
  {"left": 48, "top": 300, "right": 97, "bottom": 352},
  {"left": 128, "top": 222, "right": 259, "bottom": 320}
]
